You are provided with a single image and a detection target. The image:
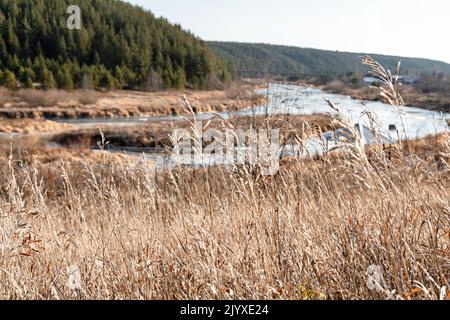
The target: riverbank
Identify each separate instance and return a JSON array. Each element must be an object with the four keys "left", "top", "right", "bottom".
[
  {"left": 318, "top": 80, "right": 450, "bottom": 113},
  {"left": 0, "top": 82, "right": 265, "bottom": 120},
  {"left": 47, "top": 114, "right": 334, "bottom": 151}
]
